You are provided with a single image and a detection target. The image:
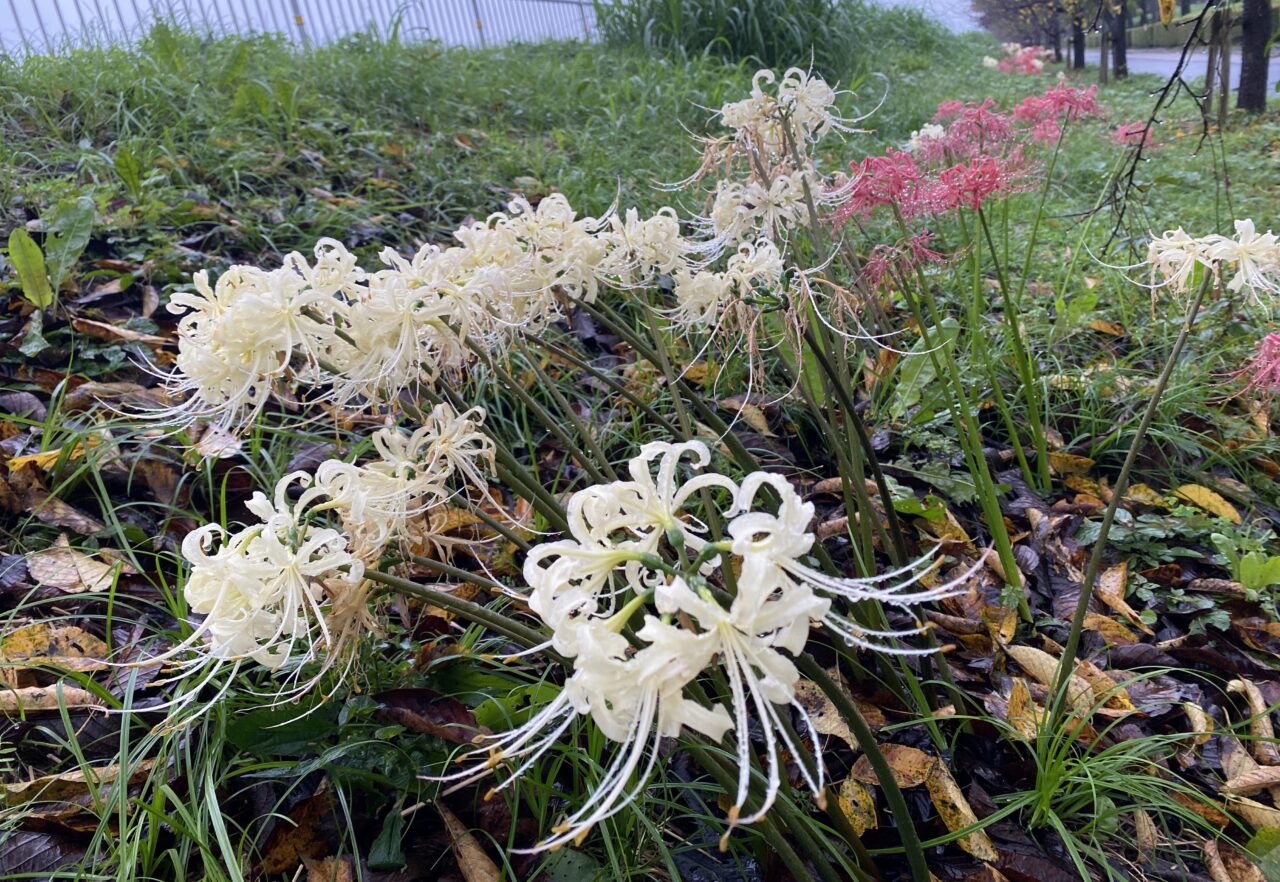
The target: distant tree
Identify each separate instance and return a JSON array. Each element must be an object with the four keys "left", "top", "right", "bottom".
[
  {"left": 1238, "top": 0, "right": 1272, "bottom": 111},
  {"left": 1107, "top": 1, "right": 1129, "bottom": 78}
]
